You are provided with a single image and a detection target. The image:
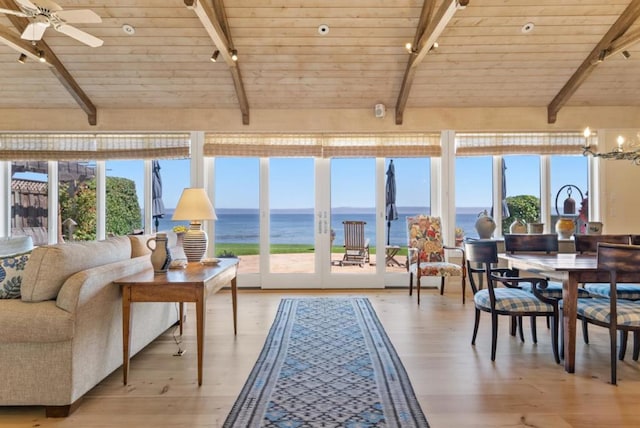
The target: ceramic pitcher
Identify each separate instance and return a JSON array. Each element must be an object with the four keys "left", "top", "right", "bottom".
[{"left": 146, "top": 233, "right": 172, "bottom": 273}]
